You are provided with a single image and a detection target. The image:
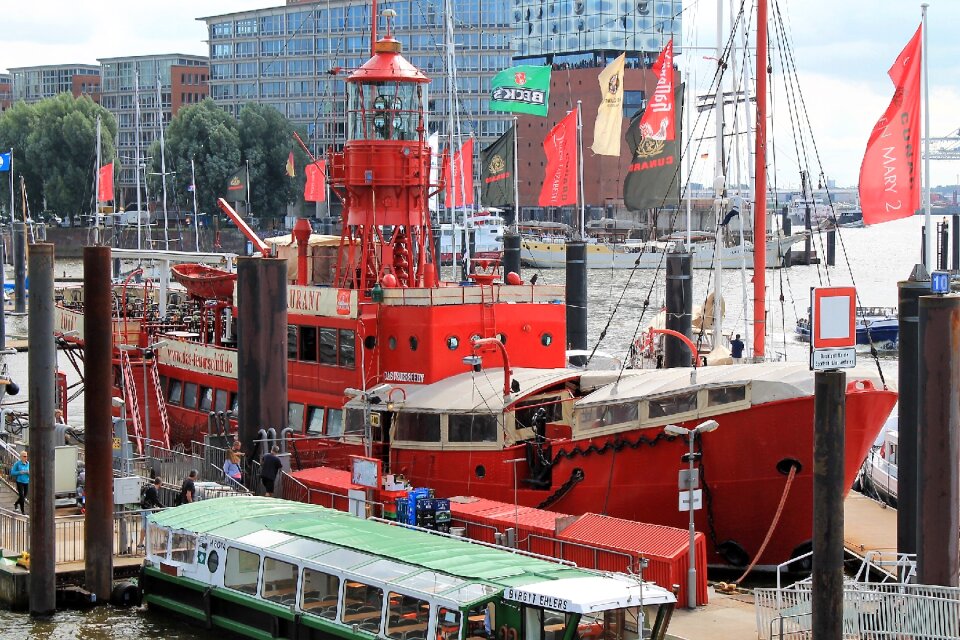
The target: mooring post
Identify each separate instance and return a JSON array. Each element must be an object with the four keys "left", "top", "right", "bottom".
[
  {"left": 565, "top": 241, "right": 587, "bottom": 351},
  {"left": 13, "top": 221, "right": 26, "bottom": 314},
  {"left": 502, "top": 229, "right": 521, "bottom": 280},
  {"left": 27, "top": 243, "right": 56, "bottom": 616},
  {"left": 939, "top": 220, "right": 949, "bottom": 271},
  {"left": 237, "top": 258, "right": 288, "bottom": 462},
  {"left": 952, "top": 214, "right": 959, "bottom": 271},
  {"left": 825, "top": 229, "right": 836, "bottom": 267},
  {"left": 812, "top": 369, "right": 845, "bottom": 640},
  {"left": 84, "top": 246, "right": 114, "bottom": 601},
  {"left": 916, "top": 293, "right": 960, "bottom": 586},
  {"left": 897, "top": 268, "right": 928, "bottom": 557},
  {"left": 664, "top": 253, "right": 693, "bottom": 368}
]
